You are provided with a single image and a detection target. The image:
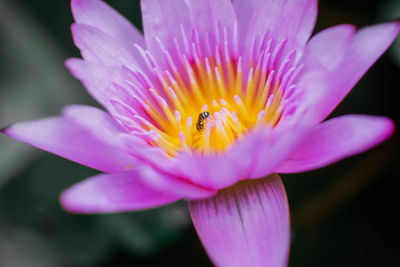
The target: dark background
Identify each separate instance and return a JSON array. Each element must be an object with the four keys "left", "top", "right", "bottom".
[{"left": 0, "top": 0, "right": 399, "bottom": 266}]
